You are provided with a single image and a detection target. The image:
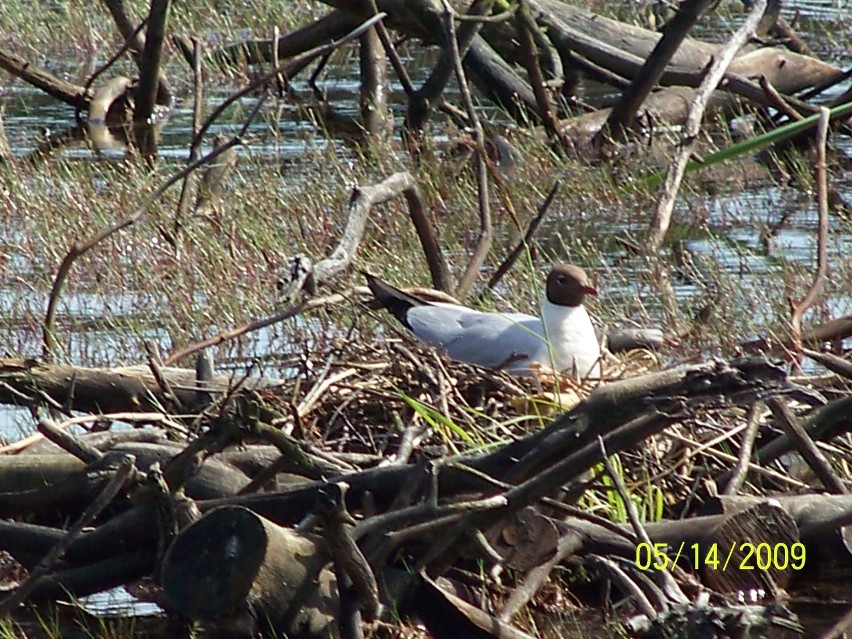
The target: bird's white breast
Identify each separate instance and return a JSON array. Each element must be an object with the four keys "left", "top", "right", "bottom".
[{"left": 539, "top": 297, "right": 601, "bottom": 377}]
